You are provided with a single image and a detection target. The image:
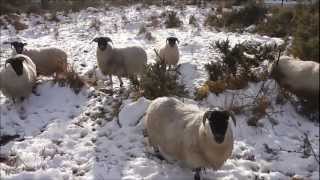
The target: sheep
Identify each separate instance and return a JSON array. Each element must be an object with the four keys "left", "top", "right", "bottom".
[
  {"left": 269, "top": 56, "right": 319, "bottom": 104},
  {"left": 10, "top": 41, "right": 68, "bottom": 78},
  {"left": 92, "top": 36, "right": 147, "bottom": 87},
  {"left": 0, "top": 54, "right": 37, "bottom": 102},
  {"left": 144, "top": 97, "right": 236, "bottom": 180},
  {"left": 158, "top": 37, "right": 180, "bottom": 69}
]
